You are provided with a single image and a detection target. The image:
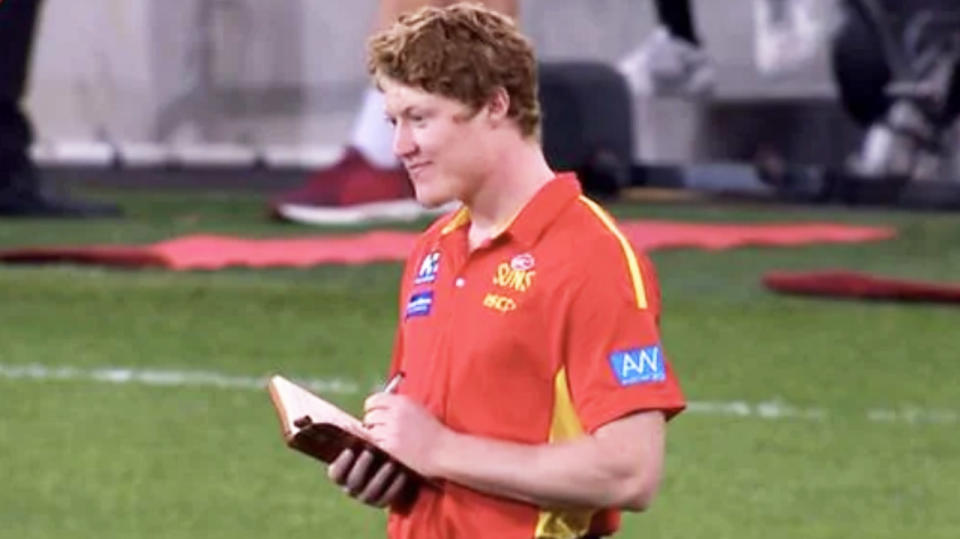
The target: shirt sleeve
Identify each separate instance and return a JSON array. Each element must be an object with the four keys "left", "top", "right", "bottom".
[
  {"left": 388, "top": 326, "right": 404, "bottom": 379},
  {"left": 388, "top": 242, "right": 418, "bottom": 378},
  {"left": 561, "top": 246, "right": 685, "bottom": 434}
]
